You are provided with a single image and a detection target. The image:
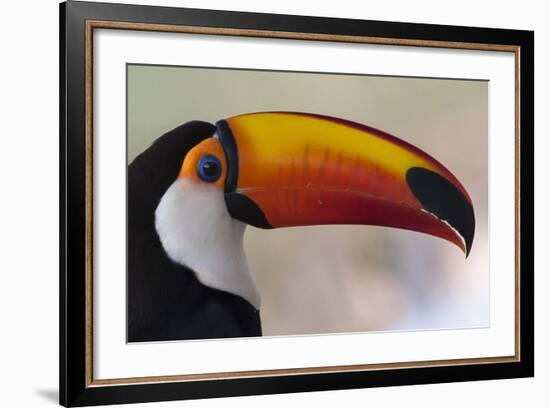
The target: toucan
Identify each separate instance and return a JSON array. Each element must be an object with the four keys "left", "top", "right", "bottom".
[{"left": 128, "top": 112, "right": 475, "bottom": 342}]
